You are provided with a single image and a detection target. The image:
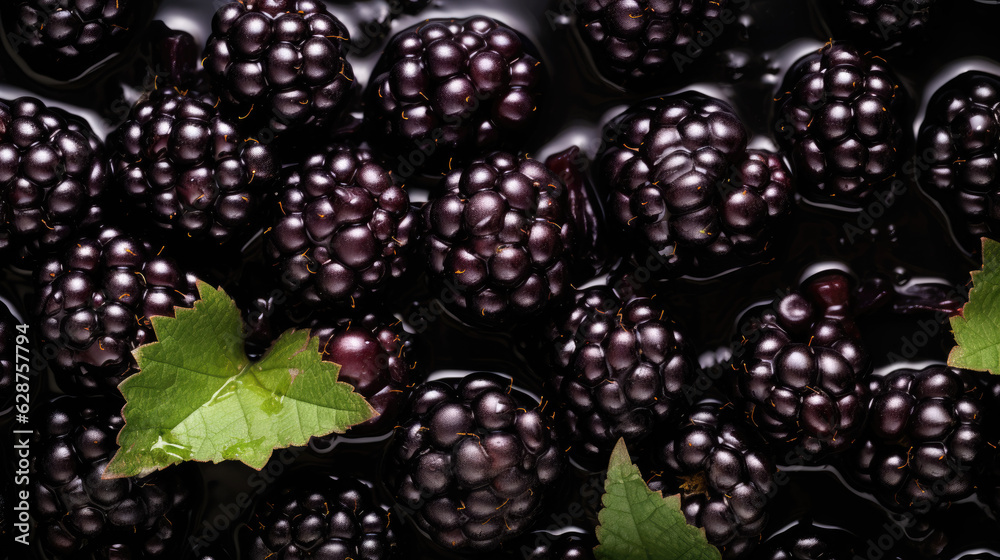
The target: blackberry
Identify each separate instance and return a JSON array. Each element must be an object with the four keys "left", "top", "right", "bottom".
[
  {"left": 834, "top": 0, "right": 937, "bottom": 47},
  {"left": 845, "top": 365, "right": 992, "bottom": 513},
  {"left": 0, "top": 299, "right": 15, "bottom": 411},
  {"left": 111, "top": 87, "right": 280, "bottom": 244},
  {"left": 33, "top": 395, "right": 194, "bottom": 560},
  {"left": 758, "top": 520, "right": 866, "bottom": 560},
  {"left": 916, "top": 71, "right": 1000, "bottom": 243},
  {"left": 365, "top": 16, "right": 544, "bottom": 173},
  {"left": 774, "top": 42, "right": 908, "bottom": 206},
  {"left": 202, "top": 0, "right": 356, "bottom": 135},
  {"left": 596, "top": 92, "right": 794, "bottom": 277},
  {"left": 547, "top": 286, "right": 695, "bottom": 462},
  {"left": 0, "top": 97, "right": 109, "bottom": 262},
  {"left": 523, "top": 531, "right": 596, "bottom": 560},
  {"left": 265, "top": 144, "right": 417, "bottom": 308},
  {"left": 391, "top": 373, "right": 565, "bottom": 551},
  {"left": 732, "top": 272, "right": 871, "bottom": 458},
  {"left": 35, "top": 225, "right": 198, "bottom": 394},
  {"left": 244, "top": 474, "right": 398, "bottom": 560},
  {"left": 650, "top": 398, "right": 777, "bottom": 558},
  {"left": 422, "top": 151, "right": 576, "bottom": 327},
  {"left": 576, "top": 0, "right": 741, "bottom": 86}
]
